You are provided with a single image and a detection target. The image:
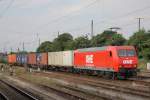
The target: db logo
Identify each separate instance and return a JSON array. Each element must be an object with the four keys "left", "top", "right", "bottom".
[
  {"left": 123, "top": 60, "right": 133, "bottom": 64},
  {"left": 86, "top": 55, "right": 93, "bottom": 64}
]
